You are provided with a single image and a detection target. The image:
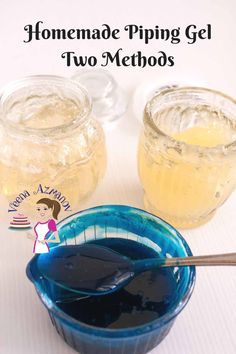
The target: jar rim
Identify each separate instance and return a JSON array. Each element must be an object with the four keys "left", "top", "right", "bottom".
[
  {"left": 144, "top": 86, "right": 236, "bottom": 155},
  {"left": 0, "top": 75, "right": 92, "bottom": 139}
]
